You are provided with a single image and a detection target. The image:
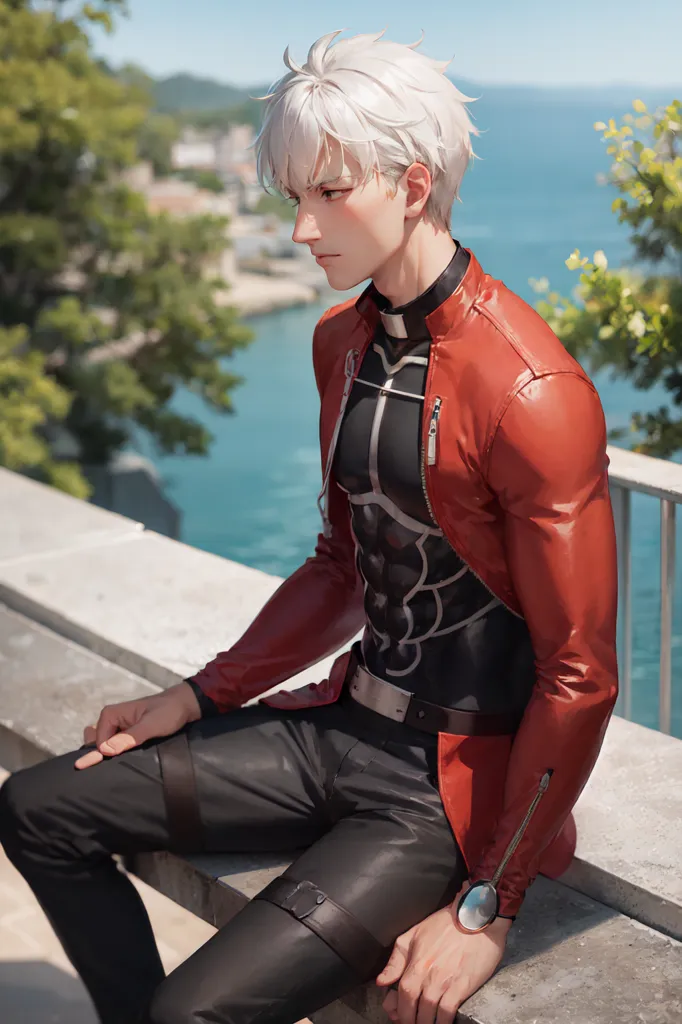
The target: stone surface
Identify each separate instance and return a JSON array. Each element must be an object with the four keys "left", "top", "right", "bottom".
[
  {"left": 561, "top": 715, "right": 682, "bottom": 940},
  {"left": 129, "top": 850, "right": 294, "bottom": 929},
  {"left": 0, "top": 529, "right": 345, "bottom": 692},
  {"left": 131, "top": 848, "right": 682, "bottom": 1024},
  {"left": 0, "top": 466, "right": 142, "bottom": 566},
  {"left": 2, "top": 465, "right": 682, "bottom": 1023},
  {"left": 0, "top": 605, "right": 158, "bottom": 766},
  {"left": 460, "top": 877, "right": 682, "bottom": 1024}
]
